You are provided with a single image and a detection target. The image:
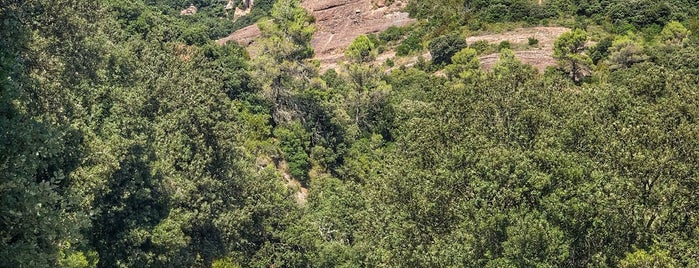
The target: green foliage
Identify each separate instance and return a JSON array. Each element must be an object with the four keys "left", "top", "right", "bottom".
[
  {"left": 470, "top": 40, "right": 493, "bottom": 54},
  {"left": 252, "top": 0, "right": 316, "bottom": 124},
  {"left": 619, "top": 249, "right": 679, "bottom": 268},
  {"left": 445, "top": 47, "right": 481, "bottom": 81},
  {"left": 429, "top": 34, "right": 467, "bottom": 65},
  {"left": 528, "top": 37, "right": 539, "bottom": 46},
  {"left": 379, "top": 26, "right": 405, "bottom": 42},
  {"left": 263, "top": 0, "right": 315, "bottom": 61},
  {"left": 498, "top": 212, "right": 569, "bottom": 267},
  {"left": 588, "top": 36, "right": 613, "bottom": 64},
  {"left": 181, "top": 23, "right": 209, "bottom": 45},
  {"left": 212, "top": 257, "right": 241, "bottom": 268},
  {"left": 1, "top": 1, "right": 94, "bottom": 266},
  {"left": 385, "top": 58, "right": 395, "bottom": 67},
  {"left": 396, "top": 34, "right": 423, "bottom": 56},
  {"left": 608, "top": 34, "right": 647, "bottom": 70},
  {"left": 498, "top": 40, "right": 512, "bottom": 51},
  {"left": 6, "top": 0, "right": 699, "bottom": 267},
  {"left": 554, "top": 28, "right": 593, "bottom": 83},
  {"left": 484, "top": 4, "right": 510, "bottom": 23},
  {"left": 274, "top": 123, "right": 311, "bottom": 182},
  {"left": 58, "top": 249, "right": 98, "bottom": 268},
  {"left": 345, "top": 35, "right": 377, "bottom": 63},
  {"left": 659, "top": 21, "right": 691, "bottom": 46}
]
